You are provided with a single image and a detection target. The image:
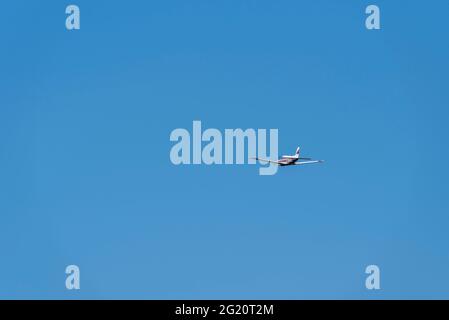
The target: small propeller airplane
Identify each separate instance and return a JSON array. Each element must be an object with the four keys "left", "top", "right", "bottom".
[{"left": 254, "top": 147, "right": 324, "bottom": 167}]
